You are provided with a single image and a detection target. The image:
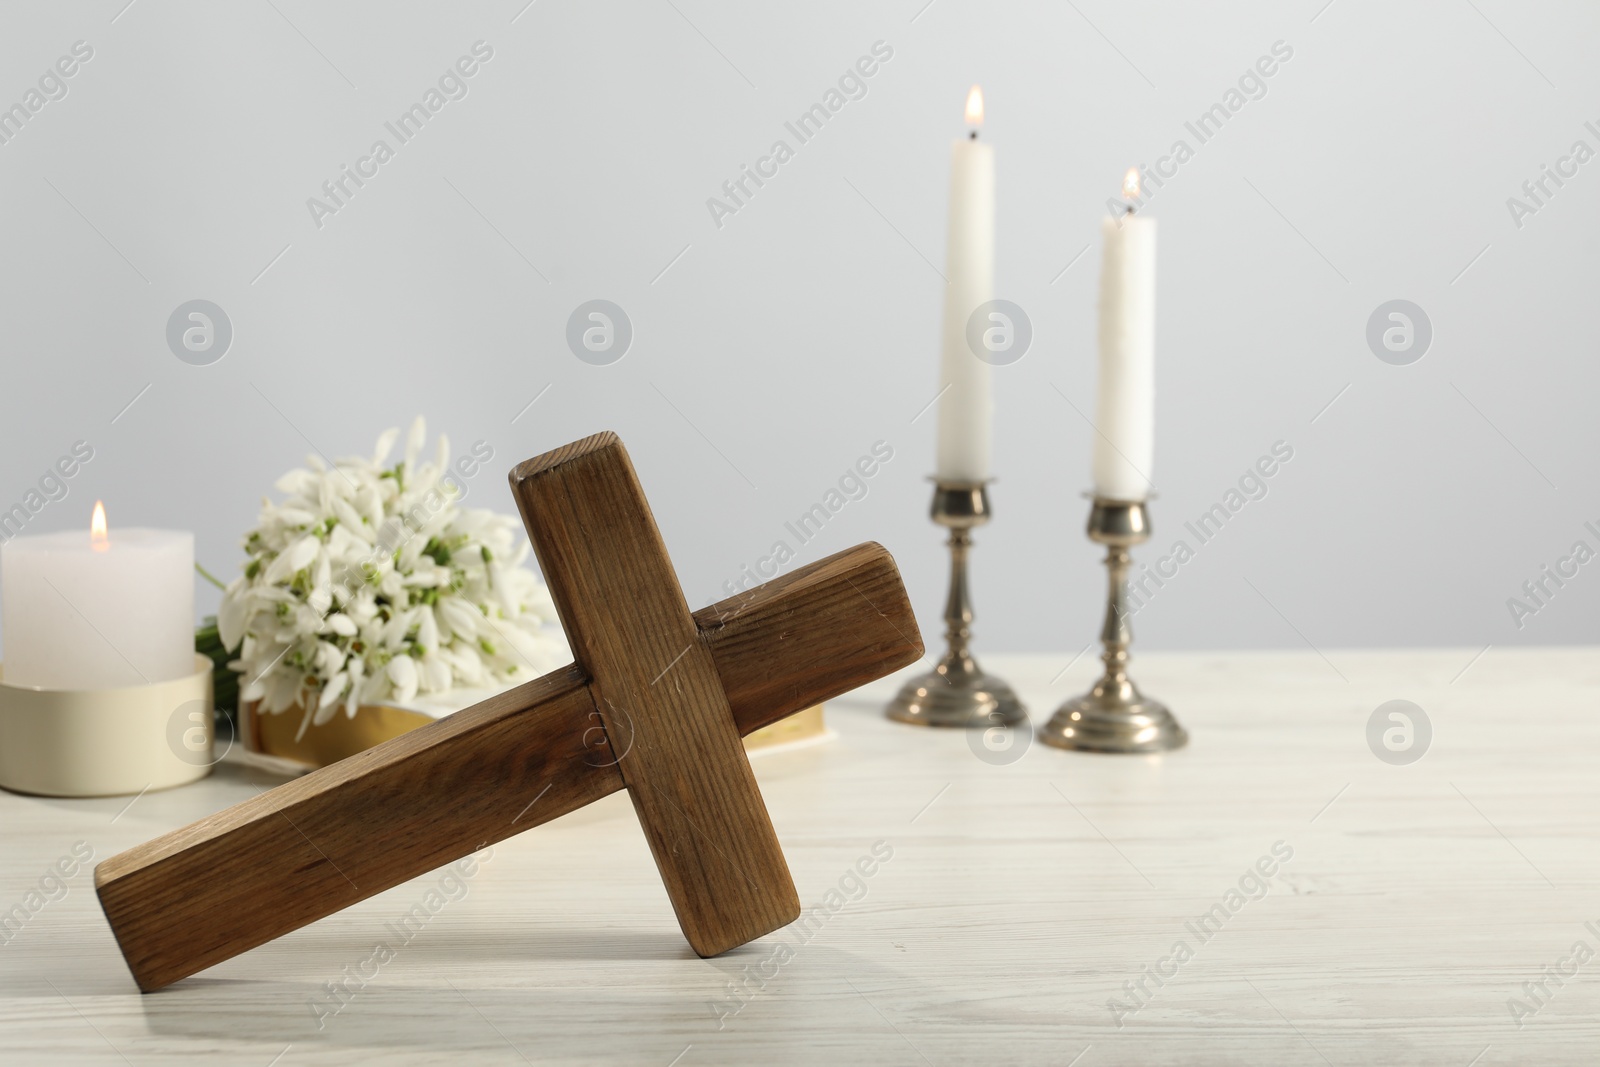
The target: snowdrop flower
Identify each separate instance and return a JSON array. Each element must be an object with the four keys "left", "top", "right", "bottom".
[{"left": 220, "top": 417, "right": 570, "bottom": 740}]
